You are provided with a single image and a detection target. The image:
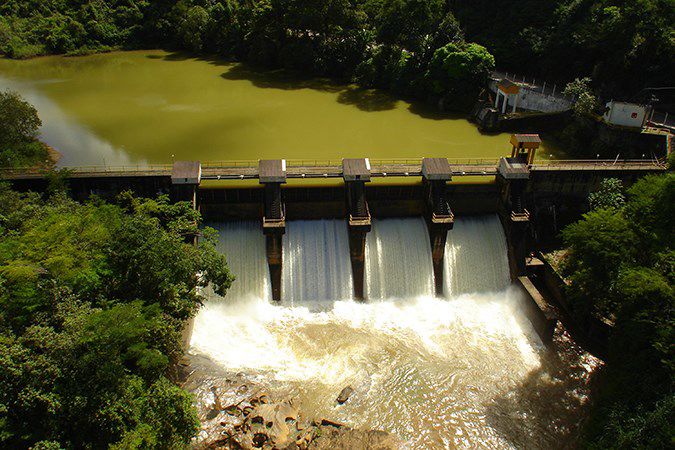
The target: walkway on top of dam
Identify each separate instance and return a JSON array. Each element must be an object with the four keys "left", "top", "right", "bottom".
[{"left": 0, "top": 158, "right": 666, "bottom": 181}]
